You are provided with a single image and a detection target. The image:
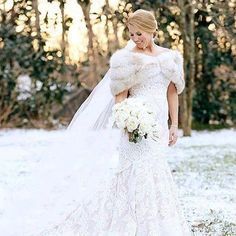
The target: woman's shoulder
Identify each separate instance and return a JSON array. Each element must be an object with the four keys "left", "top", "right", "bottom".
[
  {"left": 109, "top": 48, "right": 129, "bottom": 67},
  {"left": 168, "top": 48, "right": 183, "bottom": 61},
  {"left": 109, "top": 48, "right": 143, "bottom": 68},
  {"left": 158, "top": 47, "right": 183, "bottom": 66},
  {"left": 157, "top": 48, "right": 184, "bottom": 79}
]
